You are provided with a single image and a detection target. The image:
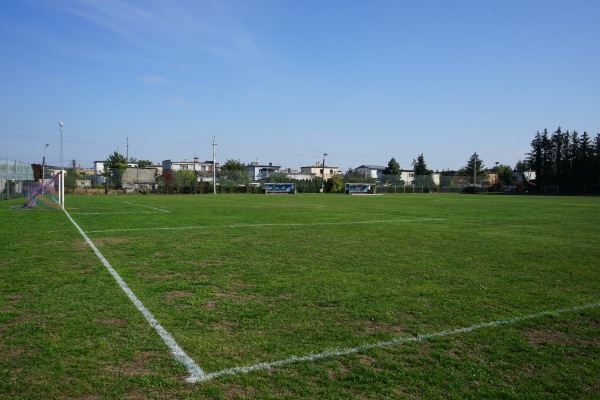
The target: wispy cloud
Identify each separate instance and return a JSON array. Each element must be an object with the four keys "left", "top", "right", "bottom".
[{"left": 46, "top": 0, "right": 261, "bottom": 60}]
